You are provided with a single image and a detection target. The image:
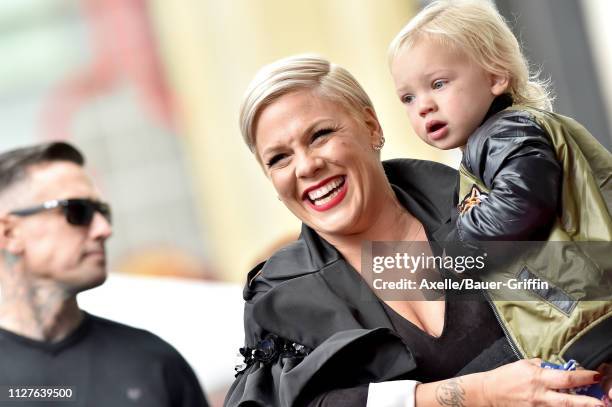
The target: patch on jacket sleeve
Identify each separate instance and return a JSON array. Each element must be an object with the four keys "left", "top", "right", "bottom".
[{"left": 458, "top": 185, "right": 488, "bottom": 215}]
